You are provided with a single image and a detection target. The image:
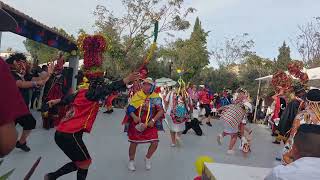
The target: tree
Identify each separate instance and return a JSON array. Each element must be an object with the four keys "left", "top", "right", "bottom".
[
  {"left": 94, "top": 0, "right": 195, "bottom": 57},
  {"left": 276, "top": 41, "right": 291, "bottom": 71},
  {"left": 92, "top": 0, "right": 196, "bottom": 78},
  {"left": 159, "top": 17, "right": 209, "bottom": 81},
  {"left": 211, "top": 33, "right": 254, "bottom": 67},
  {"left": 293, "top": 17, "right": 320, "bottom": 67},
  {"left": 23, "top": 28, "right": 75, "bottom": 64},
  {"left": 239, "top": 54, "right": 274, "bottom": 97}
]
